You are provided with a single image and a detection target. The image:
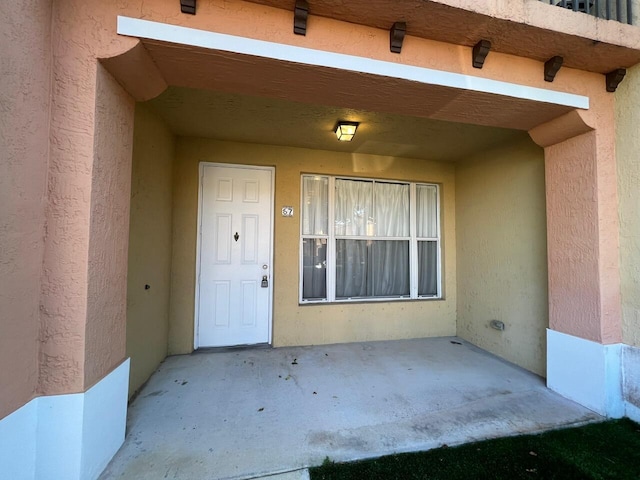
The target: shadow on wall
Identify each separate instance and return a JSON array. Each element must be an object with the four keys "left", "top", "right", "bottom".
[
  {"left": 455, "top": 134, "right": 549, "bottom": 377},
  {"left": 126, "top": 104, "right": 175, "bottom": 398}
]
